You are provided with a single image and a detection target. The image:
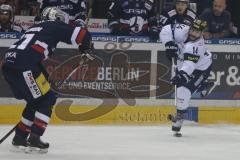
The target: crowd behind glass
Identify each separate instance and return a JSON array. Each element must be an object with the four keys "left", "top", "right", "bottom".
[{"left": 0, "top": 0, "right": 239, "bottom": 39}]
